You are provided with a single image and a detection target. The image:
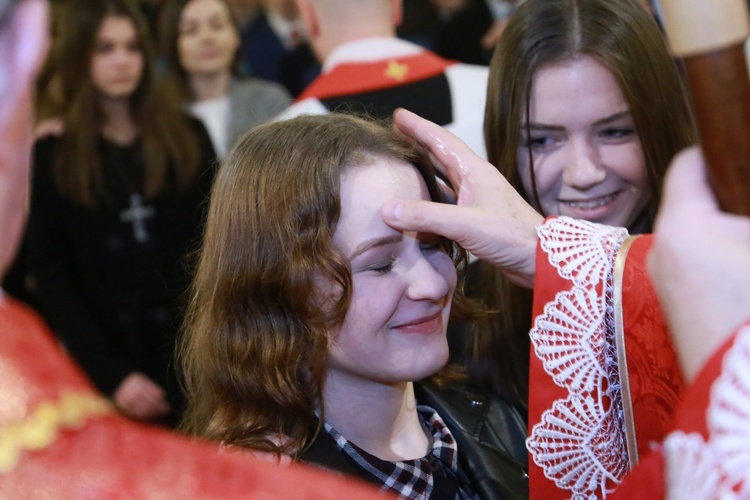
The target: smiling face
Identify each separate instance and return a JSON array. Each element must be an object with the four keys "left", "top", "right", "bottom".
[
  {"left": 325, "top": 158, "right": 456, "bottom": 387},
  {"left": 518, "top": 55, "right": 650, "bottom": 229},
  {"left": 90, "top": 16, "right": 144, "bottom": 100},
  {"left": 178, "top": 0, "right": 239, "bottom": 77}
]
